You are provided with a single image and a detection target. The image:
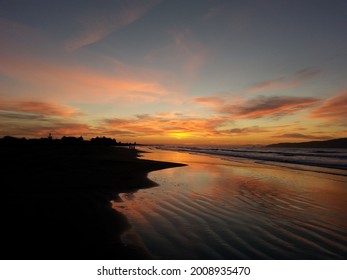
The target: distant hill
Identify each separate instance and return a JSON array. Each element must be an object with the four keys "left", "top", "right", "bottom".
[{"left": 267, "top": 137, "right": 347, "bottom": 149}]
